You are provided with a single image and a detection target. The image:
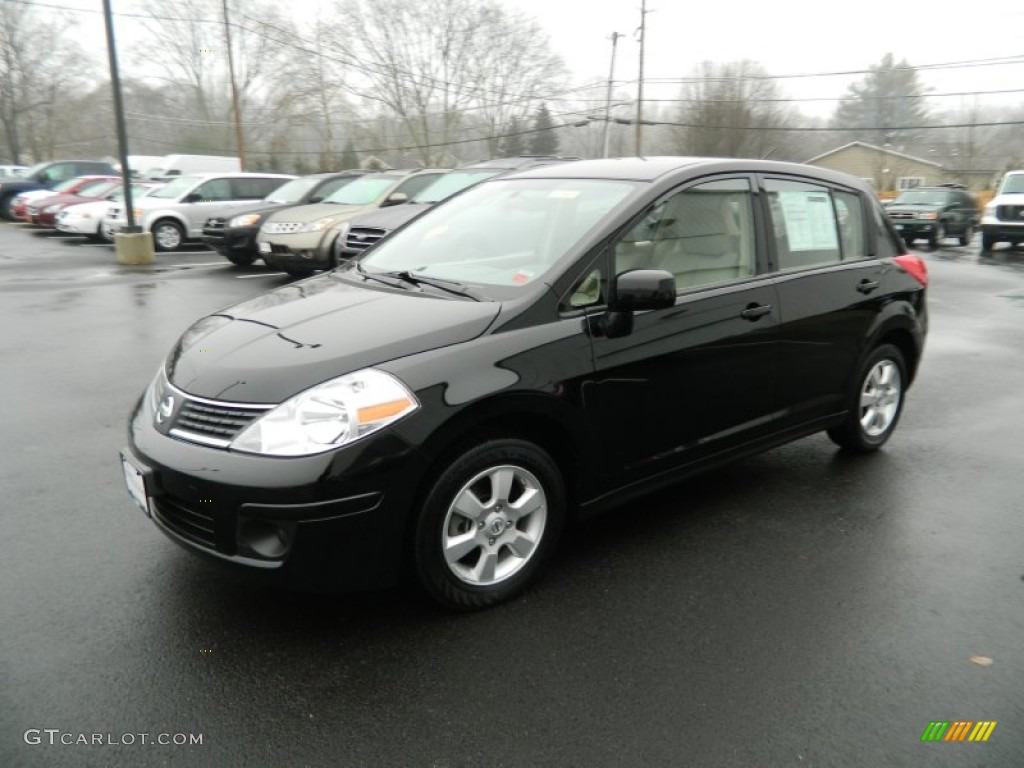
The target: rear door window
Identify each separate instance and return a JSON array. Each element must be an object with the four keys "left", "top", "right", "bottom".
[{"left": 764, "top": 179, "right": 868, "bottom": 269}]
